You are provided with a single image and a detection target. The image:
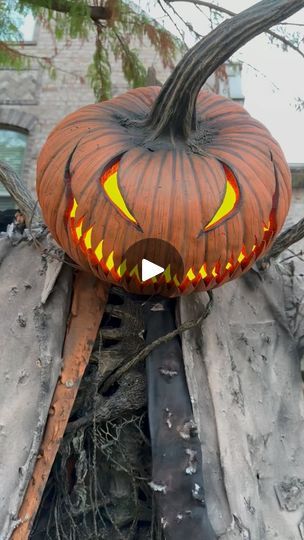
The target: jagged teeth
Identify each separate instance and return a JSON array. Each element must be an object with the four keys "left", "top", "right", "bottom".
[{"left": 68, "top": 197, "right": 272, "bottom": 289}]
